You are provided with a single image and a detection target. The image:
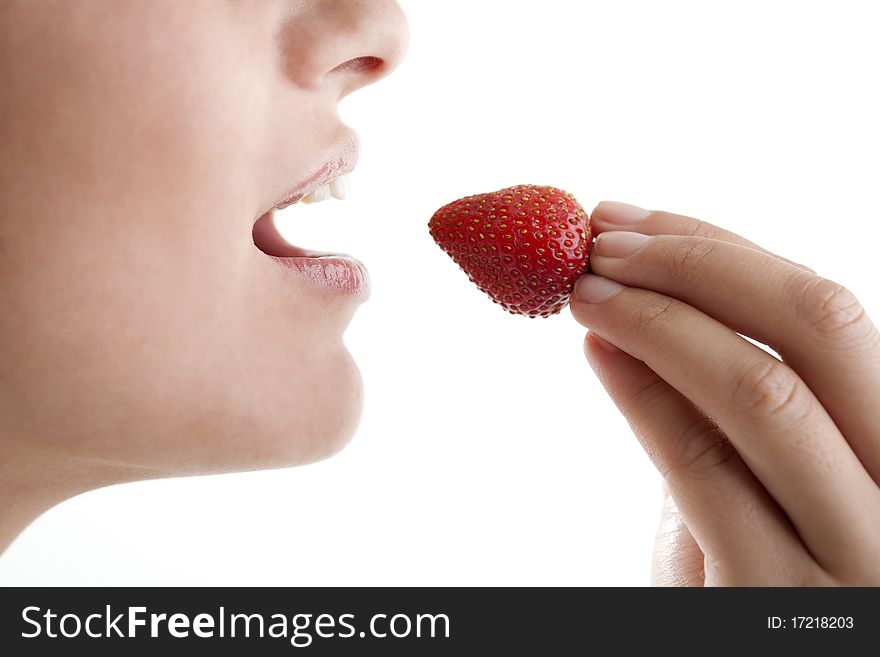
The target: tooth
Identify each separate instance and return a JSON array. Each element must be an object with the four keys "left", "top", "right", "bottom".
[
  {"left": 302, "top": 183, "right": 332, "bottom": 204},
  {"left": 330, "top": 174, "right": 351, "bottom": 200}
]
